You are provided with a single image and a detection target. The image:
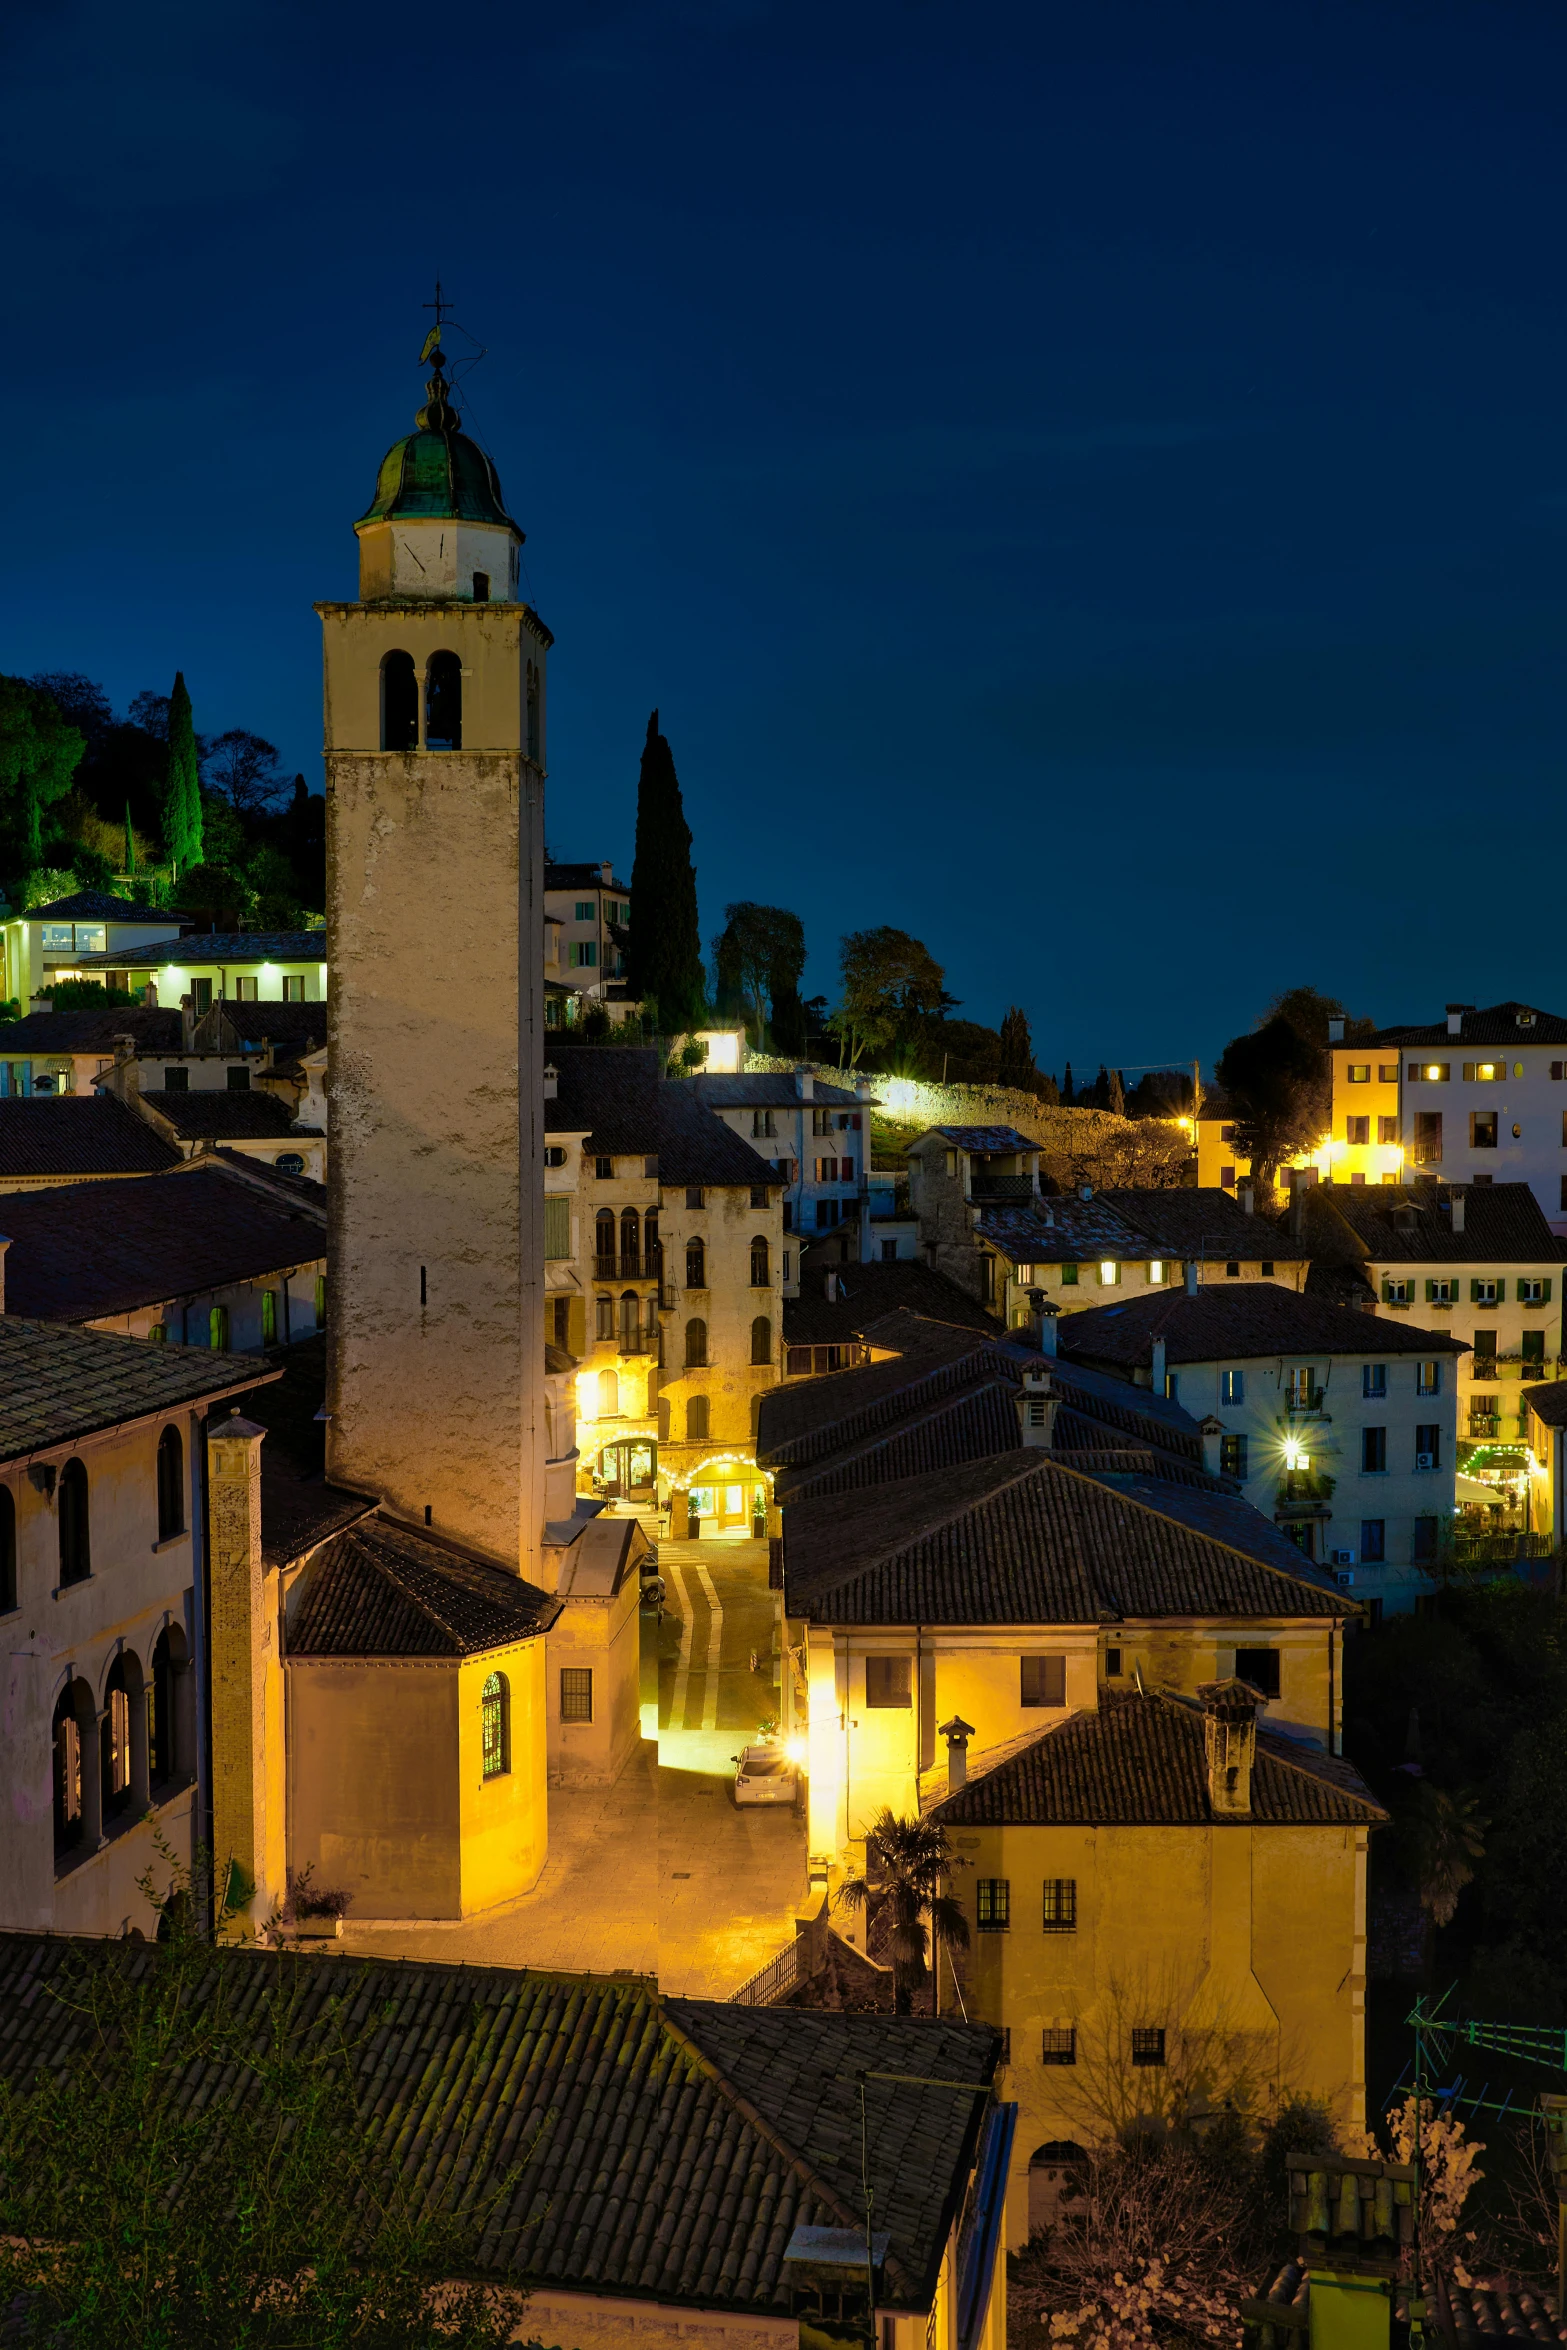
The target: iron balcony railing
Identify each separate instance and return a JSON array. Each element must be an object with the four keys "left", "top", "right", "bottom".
[
  {"left": 593, "top": 1250, "right": 663, "bottom": 1283},
  {"left": 968, "top": 1171, "right": 1035, "bottom": 1200}
]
